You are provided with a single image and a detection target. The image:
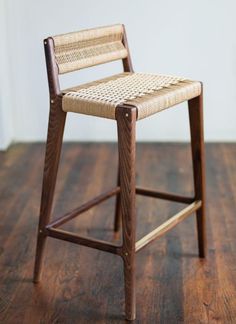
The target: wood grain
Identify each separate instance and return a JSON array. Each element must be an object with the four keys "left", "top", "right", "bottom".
[
  {"left": 114, "top": 24, "right": 134, "bottom": 233},
  {"left": 116, "top": 105, "right": 137, "bottom": 321},
  {"left": 33, "top": 37, "right": 65, "bottom": 283},
  {"left": 1, "top": 143, "right": 235, "bottom": 323},
  {"left": 136, "top": 187, "right": 194, "bottom": 203},
  {"left": 188, "top": 87, "right": 206, "bottom": 258},
  {"left": 33, "top": 97, "right": 66, "bottom": 283},
  {"left": 121, "top": 24, "right": 134, "bottom": 73},
  {"left": 135, "top": 200, "right": 202, "bottom": 252}
]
